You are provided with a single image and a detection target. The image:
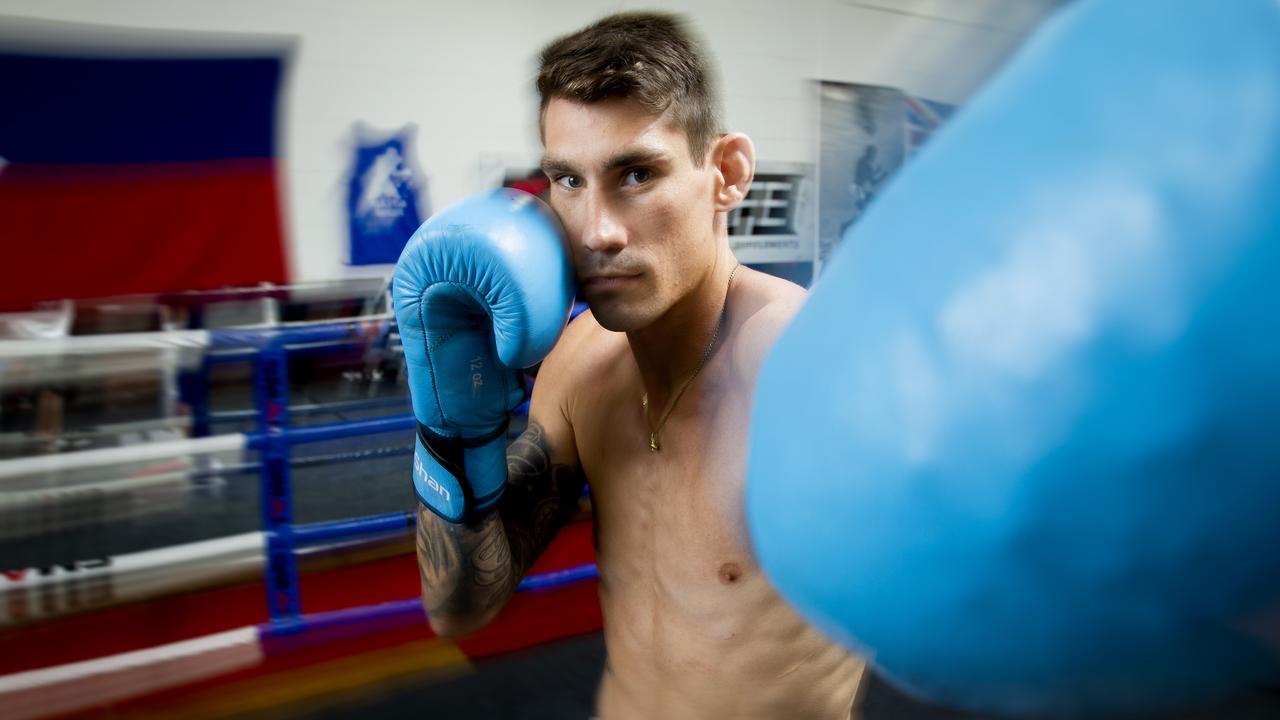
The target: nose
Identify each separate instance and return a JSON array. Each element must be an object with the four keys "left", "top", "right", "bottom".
[{"left": 581, "top": 195, "right": 626, "bottom": 254}]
